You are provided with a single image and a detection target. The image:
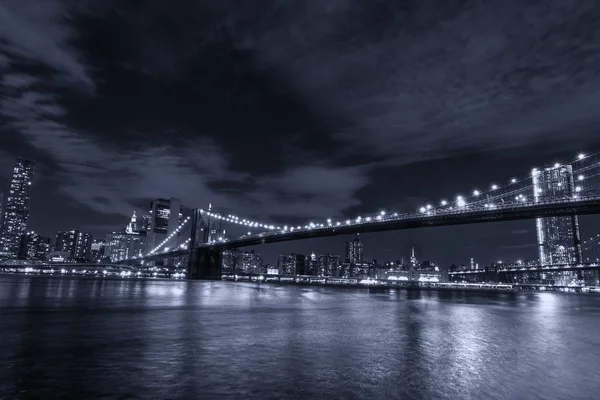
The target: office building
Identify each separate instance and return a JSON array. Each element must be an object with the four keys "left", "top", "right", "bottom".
[
  {"left": 55, "top": 230, "right": 93, "bottom": 261},
  {"left": 105, "top": 231, "right": 145, "bottom": 262},
  {"left": 1, "top": 158, "right": 35, "bottom": 258},
  {"left": 18, "top": 231, "right": 51, "bottom": 261},
  {"left": 90, "top": 239, "right": 105, "bottom": 262},
  {"left": 145, "top": 198, "right": 183, "bottom": 253},
  {"left": 345, "top": 235, "right": 363, "bottom": 264},
  {"left": 532, "top": 164, "right": 582, "bottom": 265},
  {"left": 277, "top": 254, "right": 307, "bottom": 276},
  {"left": 317, "top": 254, "right": 341, "bottom": 277},
  {"left": 235, "top": 250, "right": 263, "bottom": 274},
  {"left": 55, "top": 230, "right": 78, "bottom": 256},
  {"left": 74, "top": 232, "right": 93, "bottom": 261}
]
